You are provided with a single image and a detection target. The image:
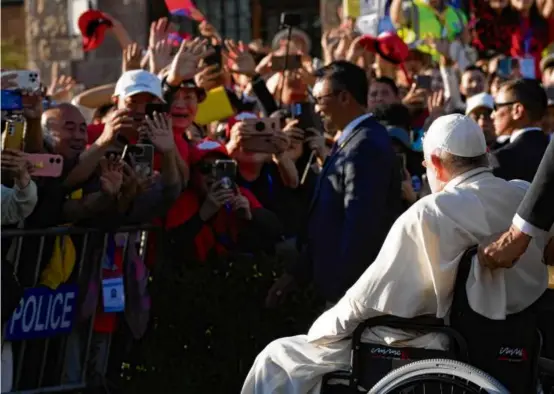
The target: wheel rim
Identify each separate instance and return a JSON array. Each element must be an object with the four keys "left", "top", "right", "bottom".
[{"left": 386, "top": 373, "right": 489, "bottom": 393}]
